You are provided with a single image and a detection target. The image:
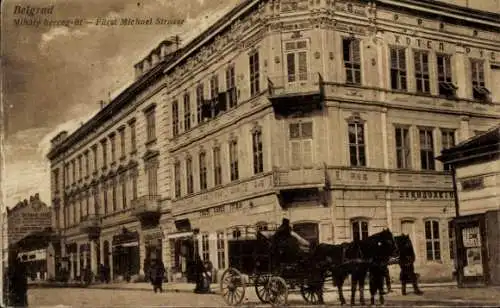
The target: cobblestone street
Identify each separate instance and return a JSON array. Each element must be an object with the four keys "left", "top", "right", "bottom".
[{"left": 27, "top": 285, "right": 500, "bottom": 307}]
